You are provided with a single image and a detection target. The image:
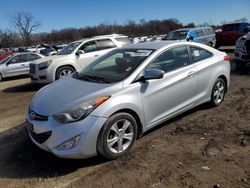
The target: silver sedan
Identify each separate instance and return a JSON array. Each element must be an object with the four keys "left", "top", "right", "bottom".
[
  {"left": 27, "top": 41, "right": 230, "bottom": 159},
  {"left": 0, "top": 52, "right": 44, "bottom": 81}
]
